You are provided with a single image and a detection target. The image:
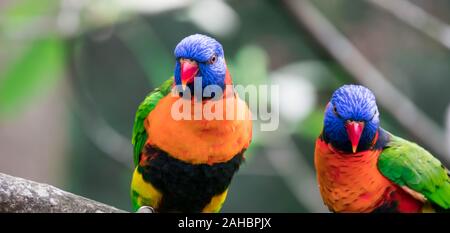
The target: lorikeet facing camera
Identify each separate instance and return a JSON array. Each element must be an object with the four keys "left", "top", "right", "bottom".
[
  {"left": 315, "top": 85, "right": 450, "bottom": 213},
  {"left": 130, "top": 34, "right": 252, "bottom": 213}
]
